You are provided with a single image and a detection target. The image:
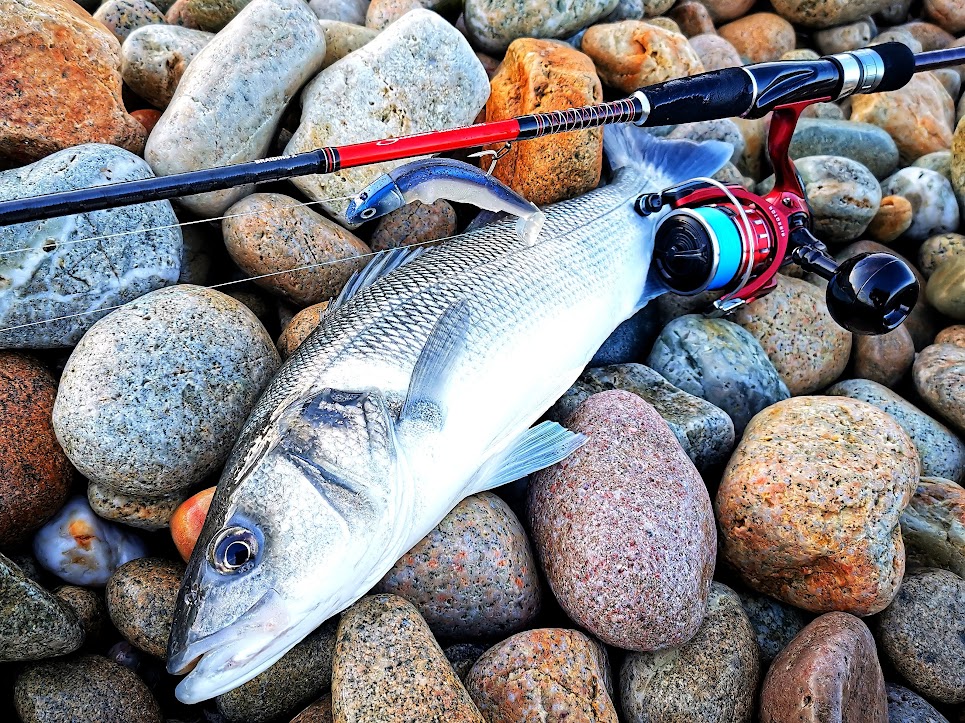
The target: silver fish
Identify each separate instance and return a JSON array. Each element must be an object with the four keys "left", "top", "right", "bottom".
[{"left": 166, "top": 127, "right": 730, "bottom": 703}]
